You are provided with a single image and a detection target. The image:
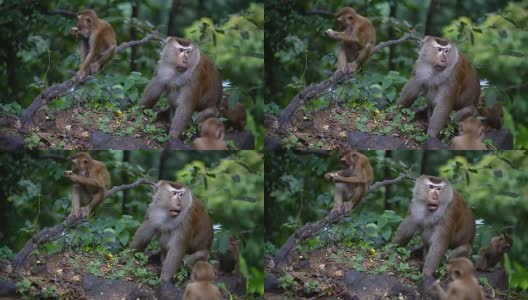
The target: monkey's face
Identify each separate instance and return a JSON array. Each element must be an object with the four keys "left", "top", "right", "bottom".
[
  {"left": 201, "top": 118, "right": 225, "bottom": 139},
  {"left": 76, "top": 15, "right": 93, "bottom": 38},
  {"left": 154, "top": 182, "right": 189, "bottom": 217},
  {"left": 71, "top": 156, "right": 89, "bottom": 176},
  {"left": 447, "top": 257, "right": 473, "bottom": 281},
  {"left": 339, "top": 151, "right": 357, "bottom": 169},
  {"left": 191, "top": 261, "right": 215, "bottom": 282},
  {"left": 336, "top": 8, "right": 357, "bottom": 29},
  {"left": 168, "top": 39, "right": 193, "bottom": 72},
  {"left": 423, "top": 177, "right": 446, "bottom": 212},
  {"left": 421, "top": 37, "right": 454, "bottom": 71},
  {"left": 492, "top": 234, "right": 513, "bottom": 253}
]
